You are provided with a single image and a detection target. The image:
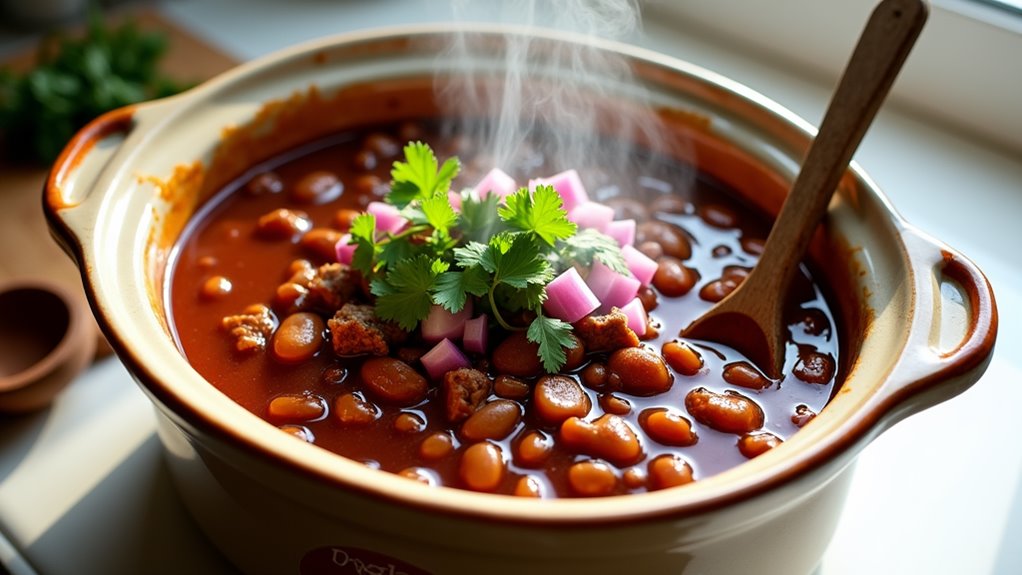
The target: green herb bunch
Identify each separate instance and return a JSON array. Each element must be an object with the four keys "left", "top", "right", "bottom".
[
  {"left": 0, "top": 13, "right": 188, "bottom": 164},
  {"left": 349, "top": 142, "right": 628, "bottom": 373}
]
